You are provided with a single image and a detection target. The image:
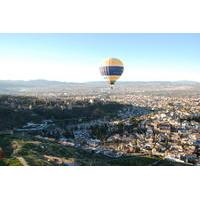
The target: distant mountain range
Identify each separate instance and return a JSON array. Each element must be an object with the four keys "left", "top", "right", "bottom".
[
  {"left": 0, "top": 79, "right": 198, "bottom": 85},
  {"left": 0, "top": 79, "right": 199, "bottom": 95}
]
